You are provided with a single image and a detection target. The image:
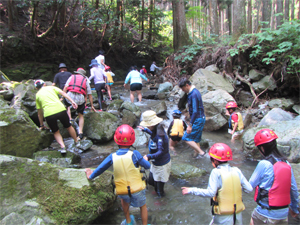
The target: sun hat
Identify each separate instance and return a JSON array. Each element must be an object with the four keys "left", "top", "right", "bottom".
[
  {"left": 74, "top": 68, "right": 86, "bottom": 76},
  {"left": 59, "top": 63, "right": 67, "bottom": 69},
  {"left": 34, "top": 79, "right": 45, "bottom": 88},
  {"left": 89, "top": 59, "right": 100, "bottom": 67},
  {"left": 140, "top": 110, "right": 163, "bottom": 127}
]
